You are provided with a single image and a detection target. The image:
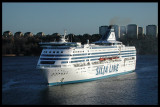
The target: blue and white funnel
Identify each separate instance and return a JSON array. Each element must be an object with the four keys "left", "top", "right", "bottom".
[
  {"left": 100, "top": 25, "right": 116, "bottom": 41},
  {"left": 94, "top": 25, "right": 120, "bottom": 44}
]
